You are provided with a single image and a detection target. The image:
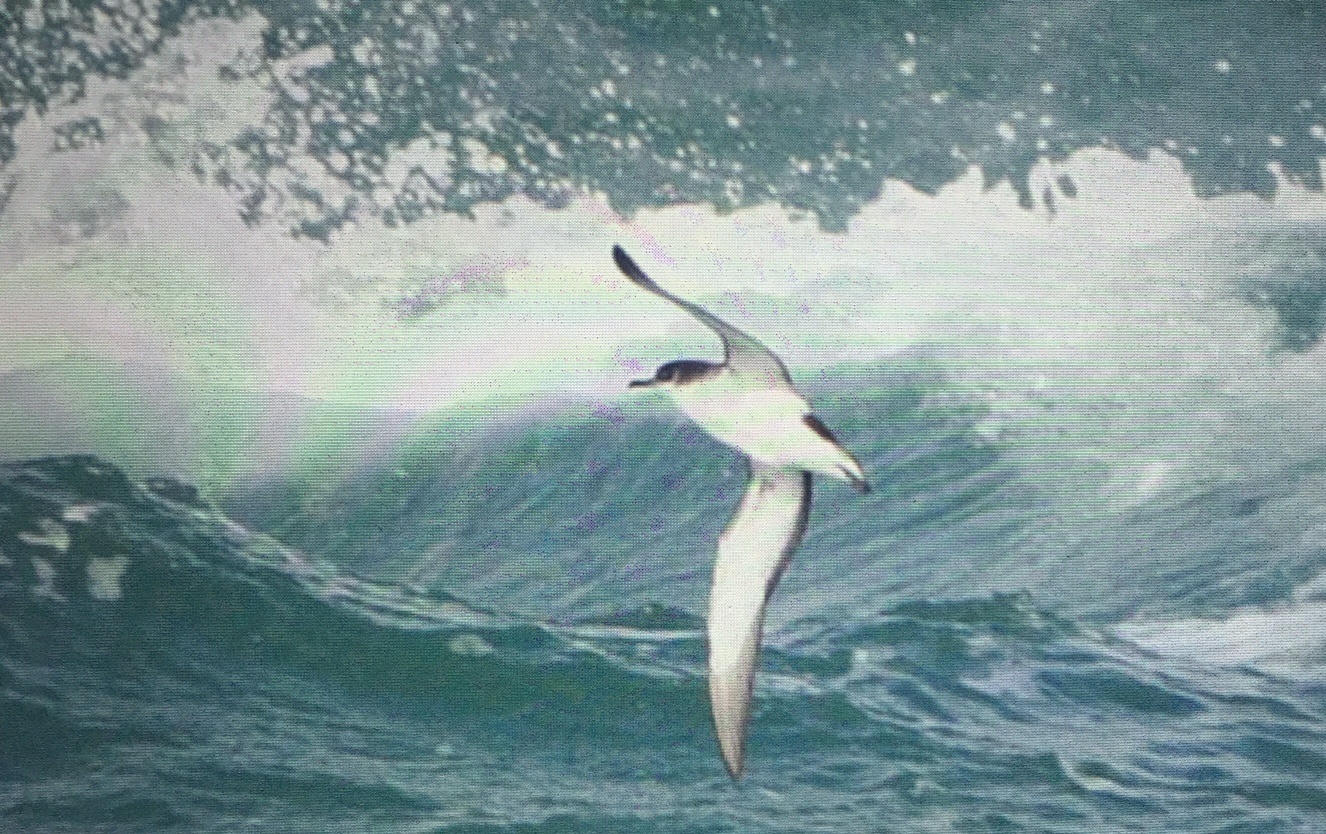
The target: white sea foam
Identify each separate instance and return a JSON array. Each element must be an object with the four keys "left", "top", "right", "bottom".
[
  {"left": 18, "top": 520, "right": 71, "bottom": 552},
  {"left": 86, "top": 555, "right": 130, "bottom": 601},
  {"left": 31, "top": 556, "right": 63, "bottom": 601},
  {"left": 1115, "top": 576, "right": 1326, "bottom": 678},
  {"left": 62, "top": 503, "right": 102, "bottom": 523},
  {"left": 447, "top": 634, "right": 495, "bottom": 657},
  {"left": 0, "top": 14, "right": 1324, "bottom": 498}
]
